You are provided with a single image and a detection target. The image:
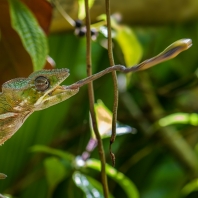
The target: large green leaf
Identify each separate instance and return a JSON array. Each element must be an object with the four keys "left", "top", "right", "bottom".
[
  {"left": 141, "top": 158, "right": 184, "bottom": 198},
  {"left": 182, "top": 178, "right": 198, "bottom": 197},
  {"left": 90, "top": 100, "right": 134, "bottom": 139},
  {"left": 8, "top": 0, "right": 48, "bottom": 71},
  {"left": 78, "top": 0, "right": 95, "bottom": 20},
  {"left": 73, "top": 171, "right": 105, "bottom": 198},
  {"left": 44, "top": 157, "right": 67, "bottom": 195},
  {"left": 157, "top": 113, "right": 198, "bottom": 128},
  {"left": 86, "top": 159, "right": 139, "bottom": 198},
  {"left": 31, "top": 145, "right": 74, "bottom": 162},
  {"left": 115, "top": 26, "right": 142, "bottom": 66}
]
